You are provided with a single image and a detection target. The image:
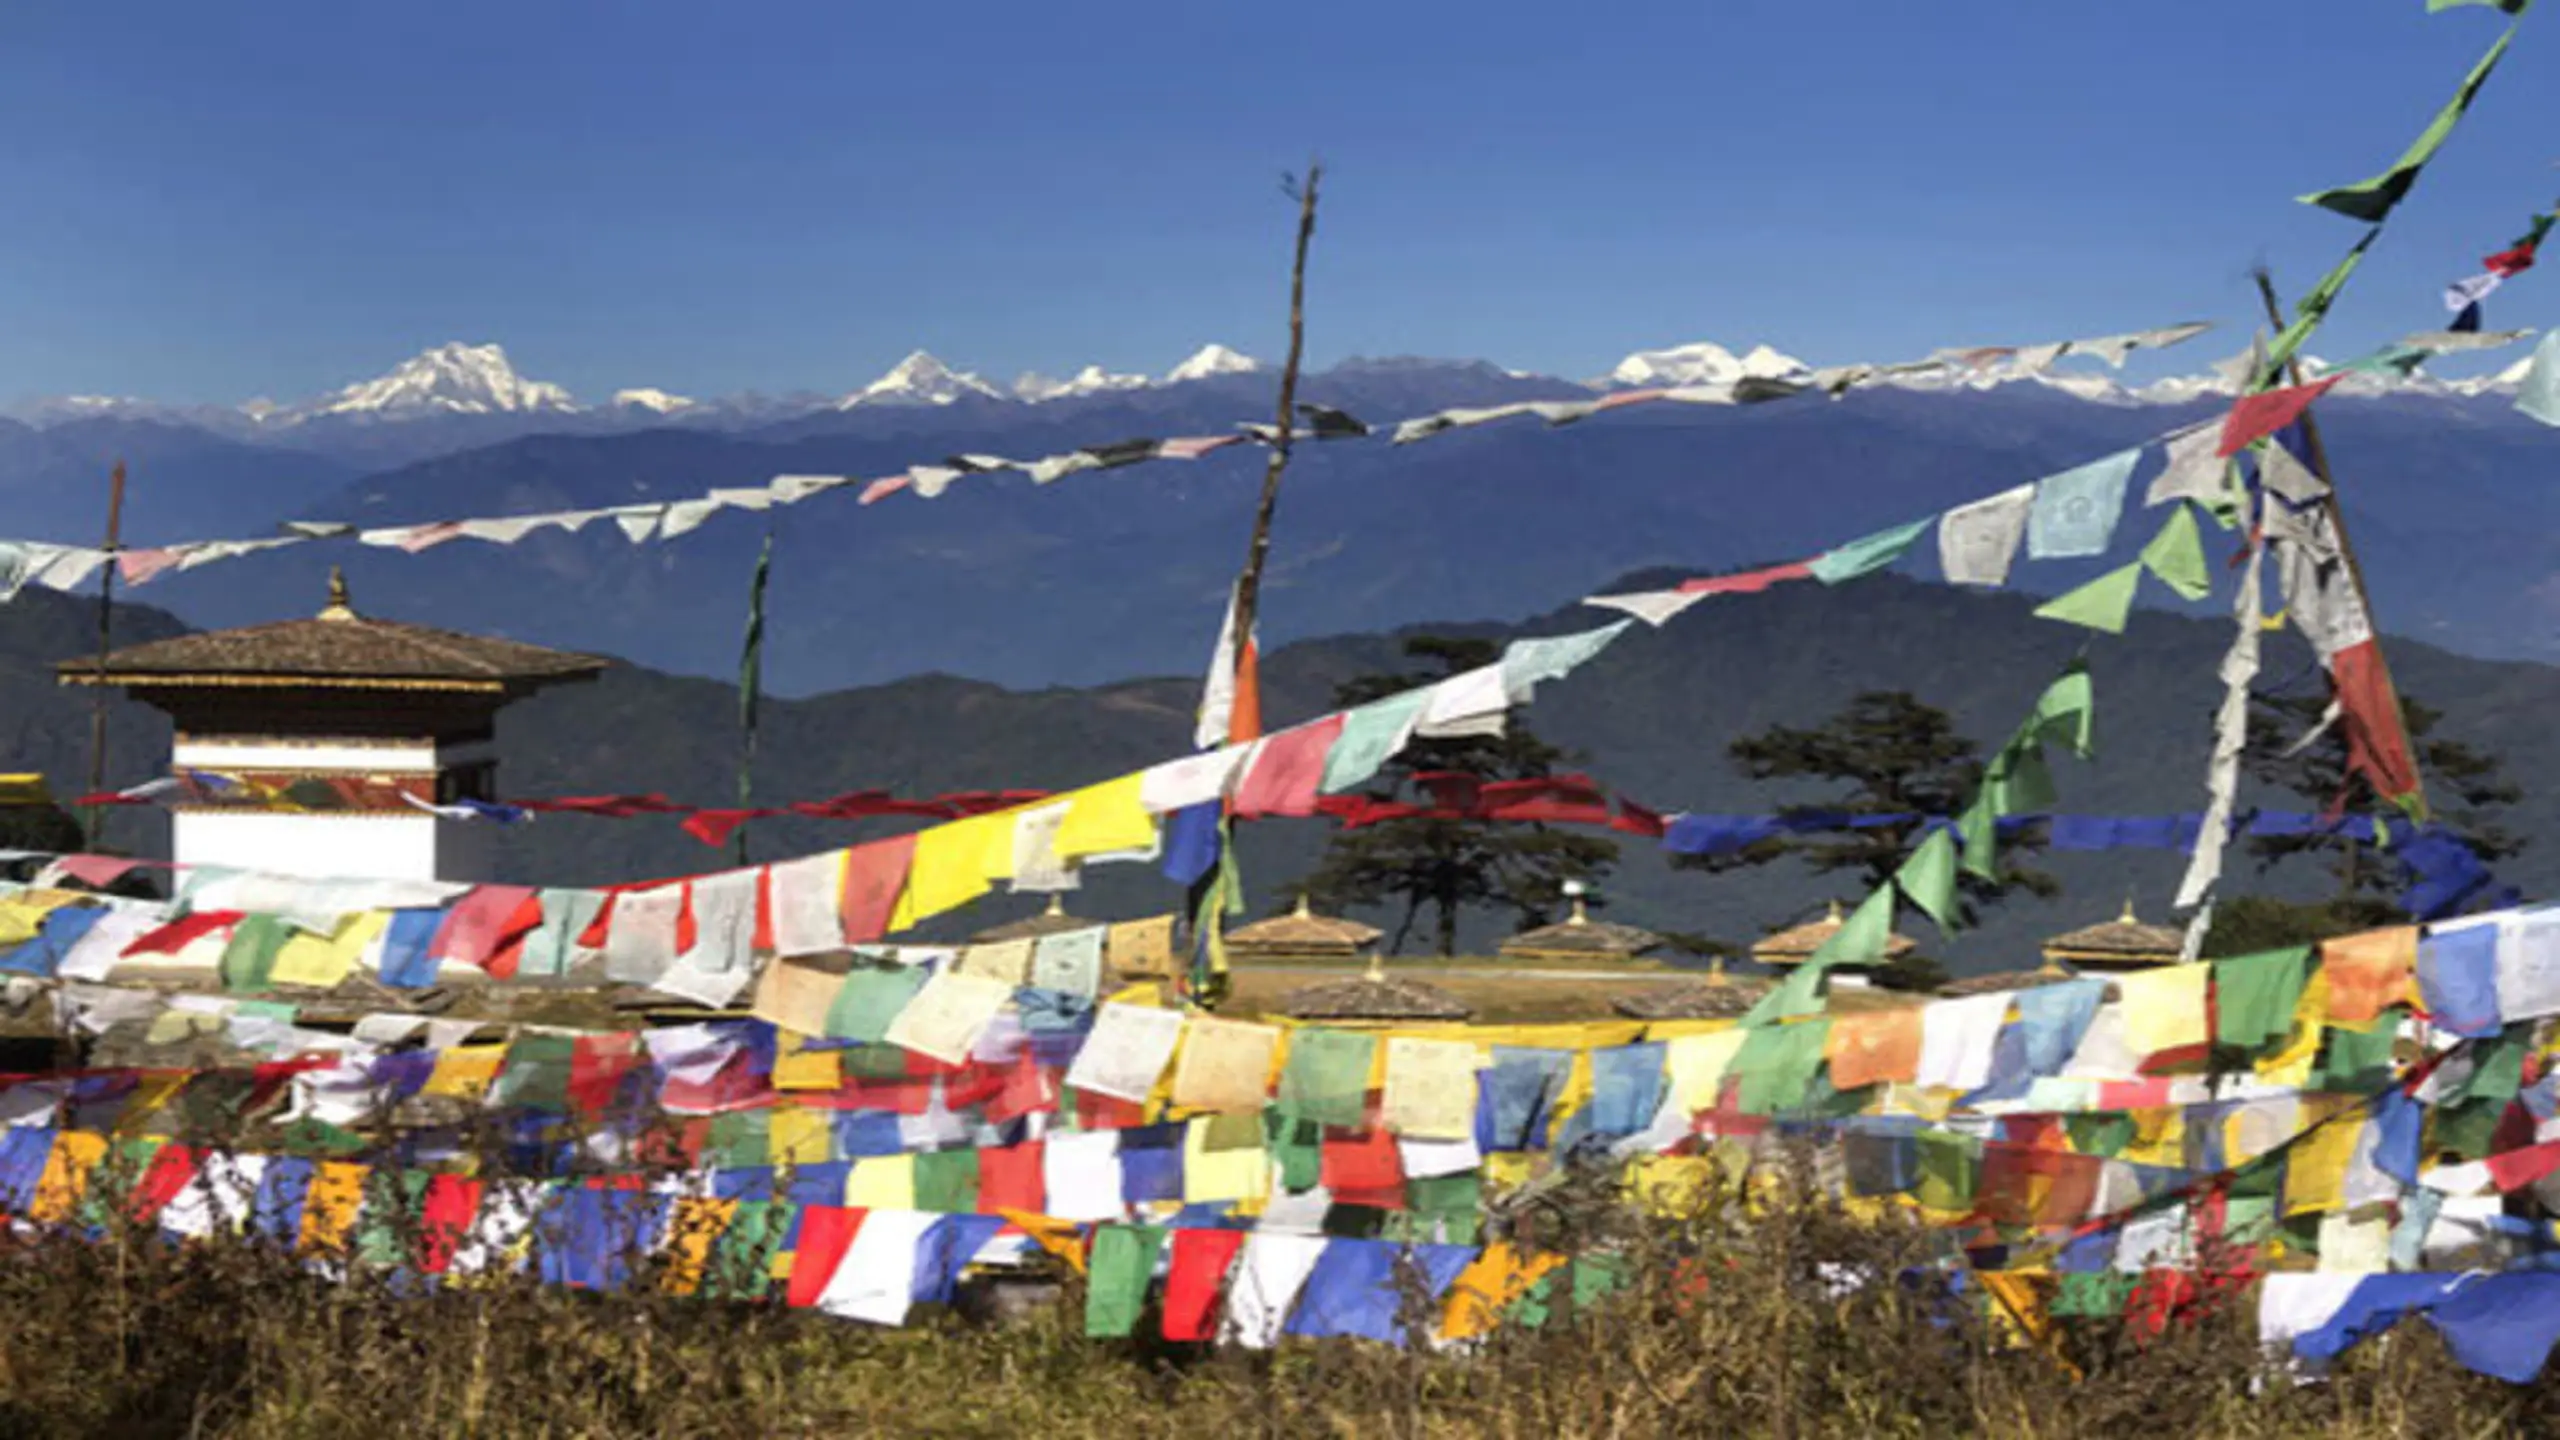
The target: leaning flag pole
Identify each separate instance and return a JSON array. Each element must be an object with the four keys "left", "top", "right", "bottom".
[
  {"left": 80, "top": 461, "right": 127, "bottom": 849},
  {"left": 1190, "top": 159, "right": 1322, "bottom": 1009},
  {"left": 2250, "top": 266, "right": 2427, "bottom": 823},
  {"left": 733, "top": 530, "right": 774, "bottom": 867}
]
